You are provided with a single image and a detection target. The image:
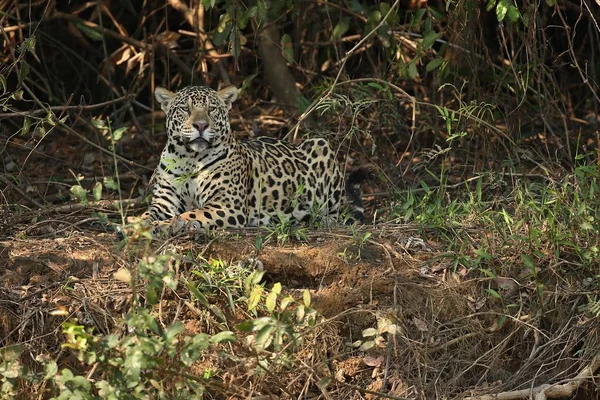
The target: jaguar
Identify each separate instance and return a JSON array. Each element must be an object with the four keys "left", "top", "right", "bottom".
[{"left": 142, "top": 84, "right": 369, "bottom": 235}]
